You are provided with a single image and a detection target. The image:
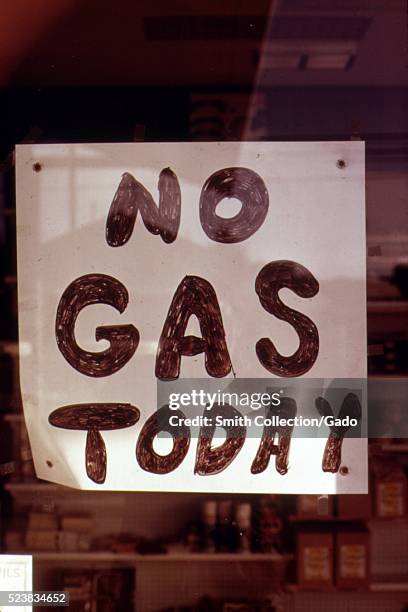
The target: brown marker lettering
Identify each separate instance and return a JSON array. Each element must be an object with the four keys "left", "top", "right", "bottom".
[
  {"left": 255, "top": 260, "right": 319, "bottom": 377},
  {"left": 155, "top": 275, "right": 232, "bottom": 380},
  {"left": 106, "top": 169, "right": 181, "bottom": 246},
  {"left": 199, "top": 167, "right": 268, "bottom": 243},
  {"left": 56, "top": 274, "right": 139, "bottom": 377}
]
